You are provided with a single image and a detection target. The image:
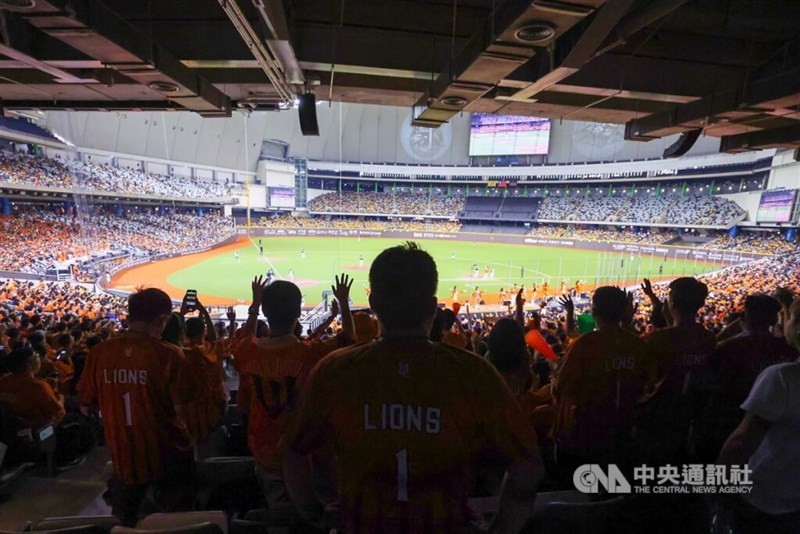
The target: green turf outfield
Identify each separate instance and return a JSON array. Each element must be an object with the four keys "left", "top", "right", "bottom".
[{"left": 166, "top": 236, "right": 725, "bottom": 305}]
